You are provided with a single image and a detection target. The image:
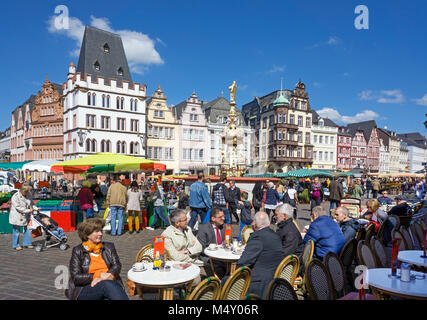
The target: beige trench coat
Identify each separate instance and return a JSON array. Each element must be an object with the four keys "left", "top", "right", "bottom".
[{"left": 9, "top": 191, "right": 37, "bottom": 226}]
